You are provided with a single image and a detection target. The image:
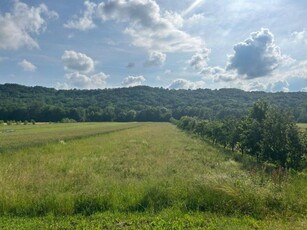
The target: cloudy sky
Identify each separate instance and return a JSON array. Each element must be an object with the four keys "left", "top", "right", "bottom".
[{"left": 0, "top": 0, "right": 307, "bottom": 91}]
